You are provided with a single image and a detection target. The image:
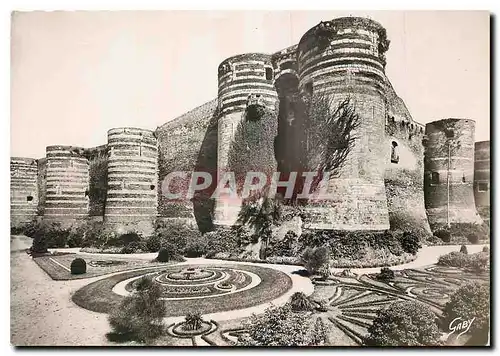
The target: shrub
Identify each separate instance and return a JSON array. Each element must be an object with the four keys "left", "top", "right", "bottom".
[
  {"left": 23, "top": 220, "right": 38, "bottom": 238},
  {"left": 238, "top": 304, "right": 326, "bottom": 346},
  {"left": 204, "top": 229, "right": 240, "bottom": 256},
  {"left": 268, "top": 230, "right": 298, "bottom": 257},
  {"left": 70, "top": 258, "right": 87, "bottom": 275},
  {"left": 443, "top": 281, "right": 490, "bottom": 335},
  {"left": 135, "top": 276, "right": 153, "bottom": 291},
  {"left": 145, "top": 234, "right": 162, "bottom": 253},
  {"left": 67, "top": 224, "right": 88, "bottom": 248},
  {"left": 312, "top": 317, "right": 328, "bottom": 346},
  {"left": 376, "top": 267, "right": 395, "bottom": 281},
  {"left": 117, "top": 232, "right": 141, "bottom": 247},
  {"left": 438, "top": 251, "right": 489, "bottom": 273},
  {"left": 156, "top": 246, "right": 175, "bottom": 262},
  {"left": 184, "top": 235, "right": 209, "bottom": 257},
  {"left": 426, "top": 235, "right": 440, "bottom": 245},
  {"left": 434, "top": 228, "right": 451, "bottom": 242},
  {"left": 121, "top": 241, "right": 142, "bottom": 254},
  {"left": 399, "top": 231, "right": 421, "bottom": 255},
  {"left": 467, "top": 233, "right": 479, "bottom": 244},
  {"left": 467, "top": 252, "right": 489, "bottom": 273},
  {"left": 10, "top": 226, "right": 24, "bottom": 235},
  {"left": 153, "top": 220, "right": 201, "bottom": 255},
  {"left": 289, "top": 292, "right": 314, "bottom": 312},
  {"left": 437, "top": 251, "right": 469, "bottom": 268},
  {"left": 460, "top": 245, "right": 468, "bottom": 254},
  {"left": 482, "top": 246, "right": 489, "bottom": 253},
  {"left": 30, "top": 232, "right": 48, "bottom": 255},
  {"left": 301, "top": 245, "right": 330, "bottom": 275},
  {"left": 365, "top": 300, "right": 440, "bottom": 346},
  {"left": 108, "top": 281, "right": 166, "bottom": 342},
  {"left": 28, "top": 221, "right": 71, "bottom": 248},
  {"left": 184, "top": 312, "right": 204, "bottom": 331},
  {"left": 317, "top": 264, "right": 331, "bottom": 280},
  {"left": 450, "top": 223, "right": 489, "bottom": 242}
]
